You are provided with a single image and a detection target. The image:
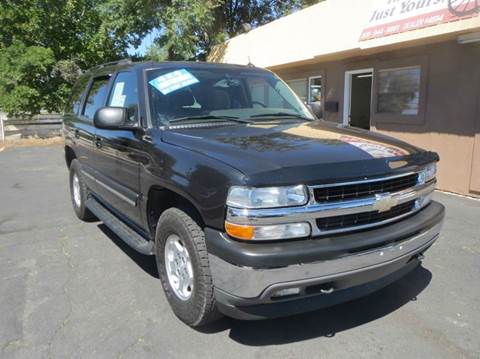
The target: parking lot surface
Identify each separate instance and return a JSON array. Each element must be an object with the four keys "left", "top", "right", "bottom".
[{"left": 1, "top": 145, "right": 479, "bottom": 359}]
